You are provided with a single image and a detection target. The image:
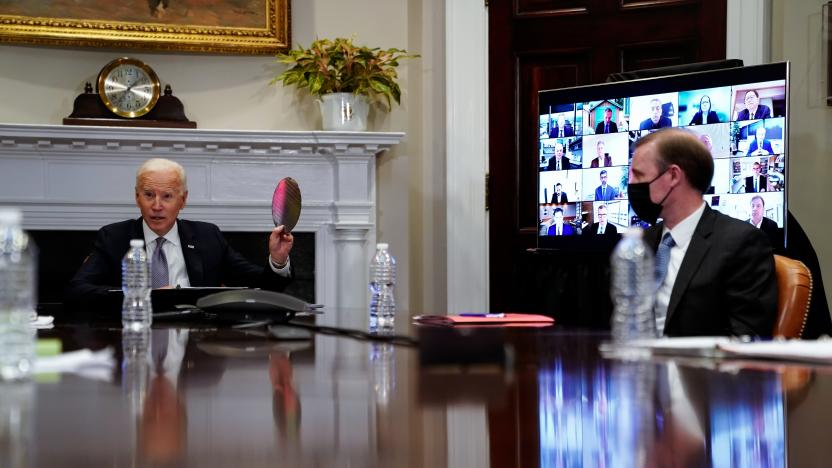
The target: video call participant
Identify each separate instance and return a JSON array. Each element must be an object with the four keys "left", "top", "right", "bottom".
[
  {"left": 546, "top": 143, "right": 571, "bottom": 171},
  {"left": 746, "top": 127, "right": 774, "bottom": 156},
  {"left": 639, "top": 98, "right": 673, "bottom": 130},
  {"left": 549, "top": 115, "right": 574, "bottom": 138},
  {"left": 66, "top": 158, "right": 294, "bottom": 312},
  {"left": 697, "top": 134, "right": 714, "bottom": 155},
  {"left": 594, "top": 170, "right": 619, "bottom": 201},
  {"left": 688, "top": 95, "right": 720, "bottom": 125},
  {"left": 583, "top": 204, "right": 618, "bottom": 237},
  {"left": 550, "top": 182, "right": 569, "bottom": 204},
  {"left": 736, "top": 90, "right": 772, "bottom": 121},
  {"left": 547, "top": 208, "right": 574, "bottom": 236},
  {"left": 590, "top": 140, "right": 612, "bottom": 168},
  {"left": 595, "top": 107, "right": 618, "bottom": 134},
  {"left": 628, "top": 128, "right": 776, "bottom": 337},
  {"left": 745, "top": 162, "right": 767, "bottom": 193},
  {"left": 747, "top": 195, "right": 781, "bottom": 248}
]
